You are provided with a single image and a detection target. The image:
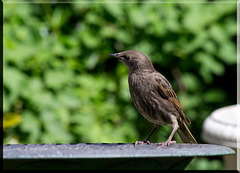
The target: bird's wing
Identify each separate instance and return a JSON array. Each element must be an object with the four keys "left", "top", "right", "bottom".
[{"left": 155, "top": 73, "right": 191, "bottom": 125}]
